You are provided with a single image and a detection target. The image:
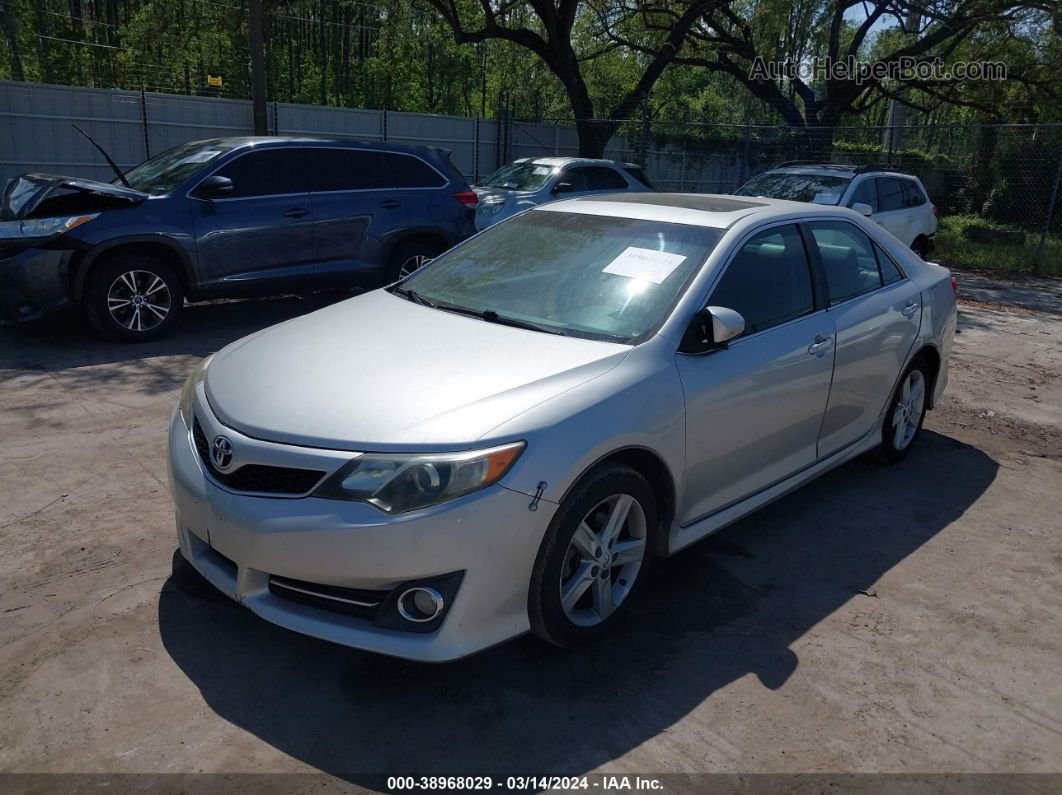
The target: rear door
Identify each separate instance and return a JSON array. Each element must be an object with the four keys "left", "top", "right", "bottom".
[
  {"left": 305, "top": 147, "right": 410, "bottom": 284},
  {"left": 191, "top": 147, "right": 316, "bottom": 289},
  {"left": 675, "top": 222, "right": 836, "bottom": 523},
  {"left": 805, "top": 219, "right": 921, "bottom": 457}
]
